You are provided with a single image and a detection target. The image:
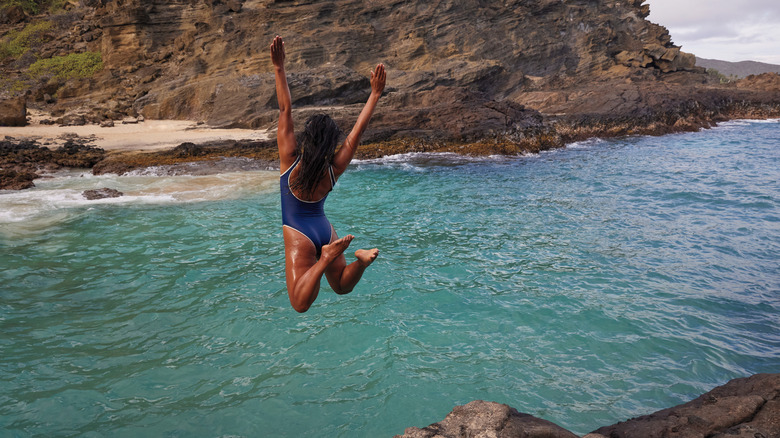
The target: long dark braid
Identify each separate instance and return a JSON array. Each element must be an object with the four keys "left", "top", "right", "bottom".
[{"left": 290, "top": 114, "right": 342, "bottom": 196}]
